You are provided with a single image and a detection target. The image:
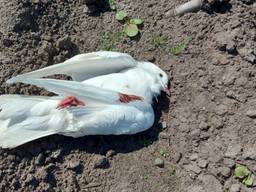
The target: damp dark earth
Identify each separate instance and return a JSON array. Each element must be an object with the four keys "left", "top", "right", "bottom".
[{"left": 0, "top": 0, "right": 255, "bottom": 191}]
